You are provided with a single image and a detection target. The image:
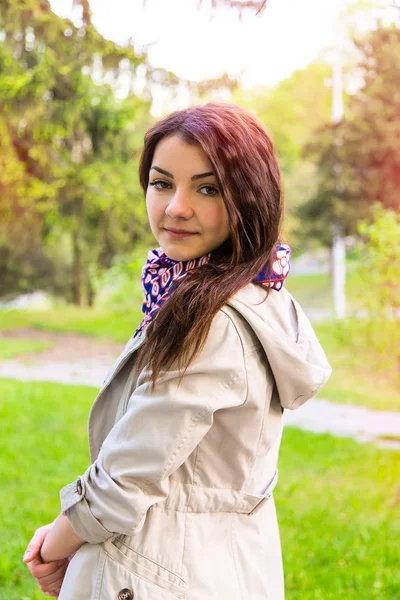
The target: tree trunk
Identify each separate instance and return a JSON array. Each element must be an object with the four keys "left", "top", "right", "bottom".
[
  {"left": 87, "top": 268, "right": 95, "bottom": 307},
  {"left": 72, "top": 229, "right": 83, "bottom": 306},
  {"left": 330, "top": 222, "right": 346, "bottom": 320}
]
